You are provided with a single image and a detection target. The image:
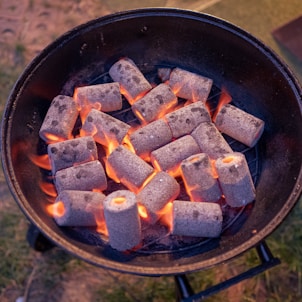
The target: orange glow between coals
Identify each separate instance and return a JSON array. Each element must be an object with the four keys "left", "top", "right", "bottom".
[
  {"left": 213, "top": 87, "right": 232, "bottom": 121},
  {"left": 210, "top": 159, "right": 219, "bottom": 179},
  {"left": 138, "top": 204, "right": 148, "bottom": 219},
  {"left": 158, "top": 202, "right": 173, "bottom": 231},
  {"left": 120, "top": 85, "right": 148, "bottom": 105},
  {"left": 29, "top": 154, "right": 51, "bottom": 170},
  {"left": 46, "top": 201, "right": 65, "bottom": 218}
]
